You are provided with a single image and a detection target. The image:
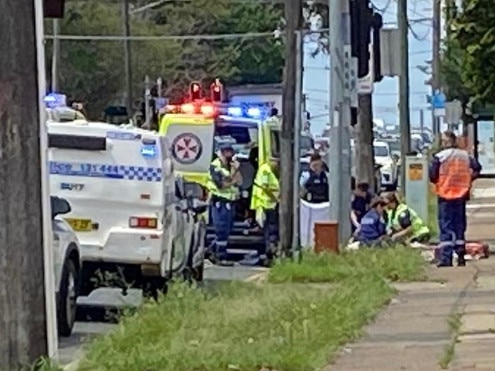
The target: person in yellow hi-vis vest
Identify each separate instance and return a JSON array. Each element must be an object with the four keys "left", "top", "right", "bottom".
[{"left": 244, "top": 156, "right": 280, "bottom": 266}]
